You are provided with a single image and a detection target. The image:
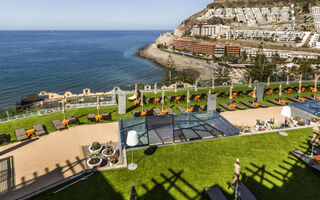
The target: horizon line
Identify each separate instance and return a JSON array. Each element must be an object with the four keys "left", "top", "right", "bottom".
[{"left": 0, "top": 29, "right": 173, "bottom": 31}]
